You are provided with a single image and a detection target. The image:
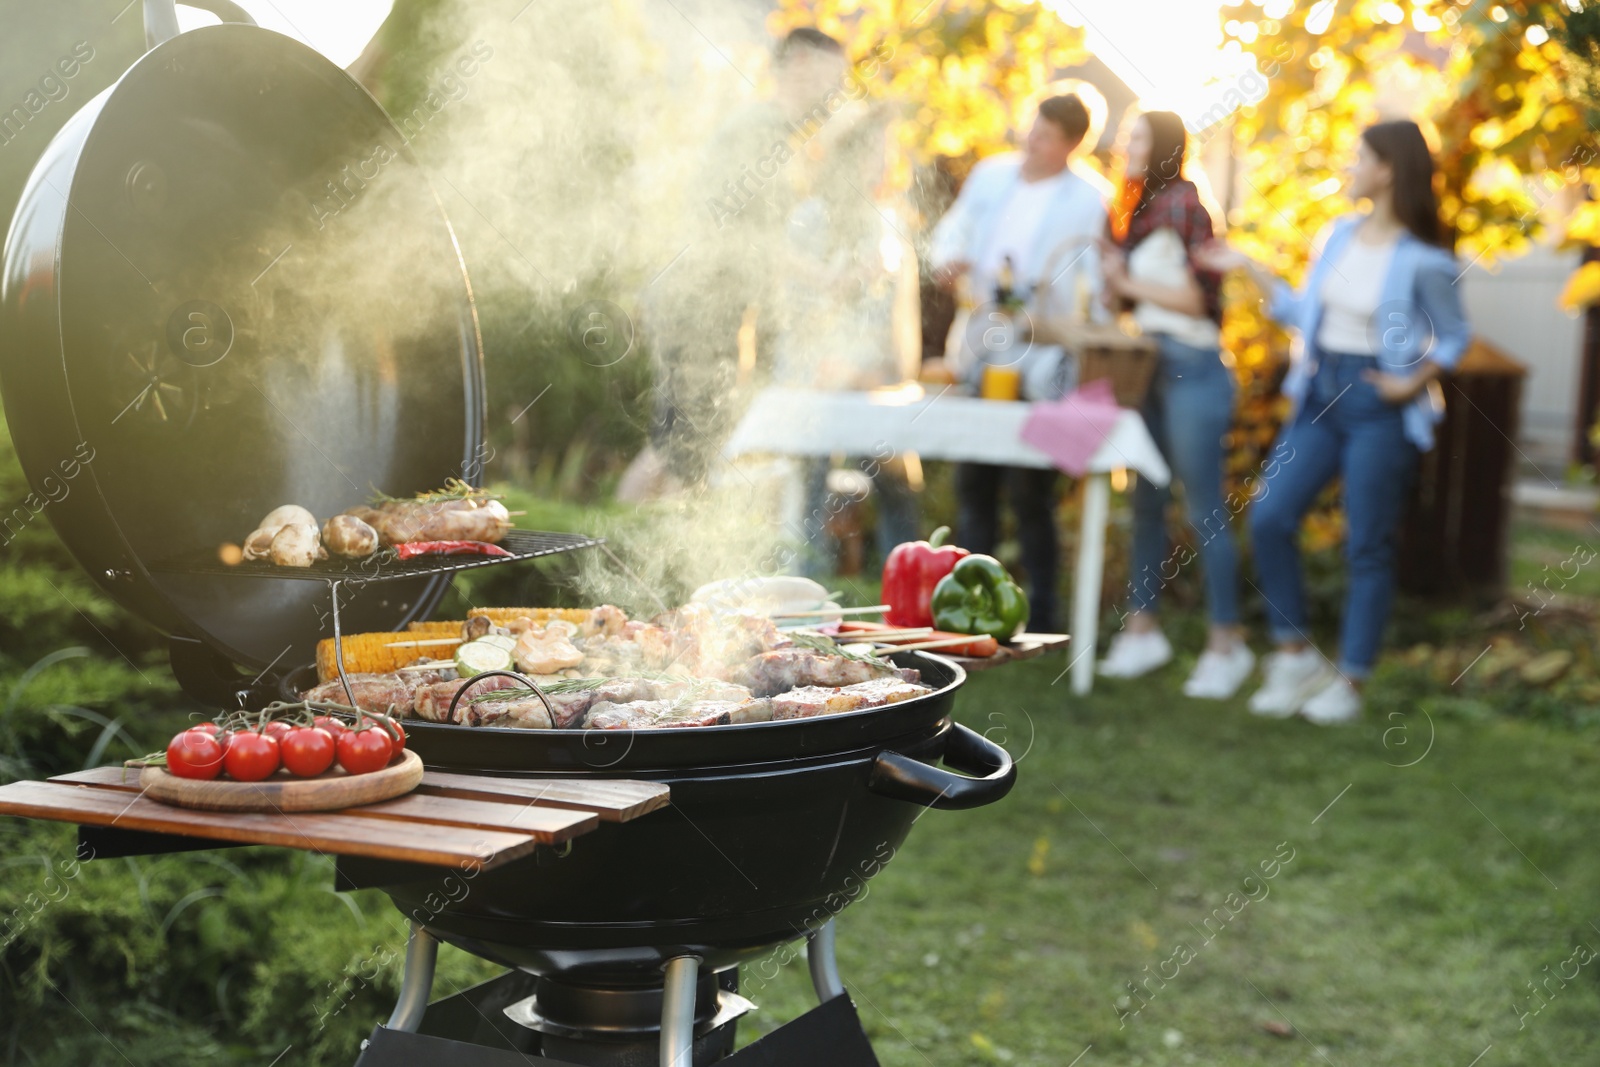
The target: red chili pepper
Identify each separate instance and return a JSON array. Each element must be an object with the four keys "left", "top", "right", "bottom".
[
  {"left": 881, "top": 526, "right": 970, "bottom": 629},
  {"left": 394, "top": 540, "right": 513, "bottom": 560}
]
